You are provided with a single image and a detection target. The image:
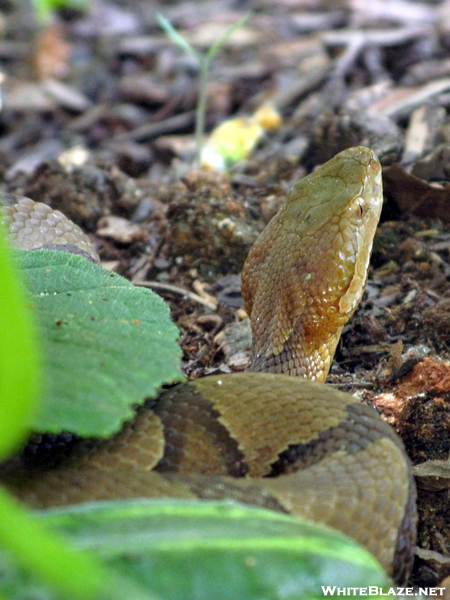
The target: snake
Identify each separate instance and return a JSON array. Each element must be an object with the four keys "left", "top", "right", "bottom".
[{"left": 0, "top": 146, "right": 417, "bottom": 584}]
